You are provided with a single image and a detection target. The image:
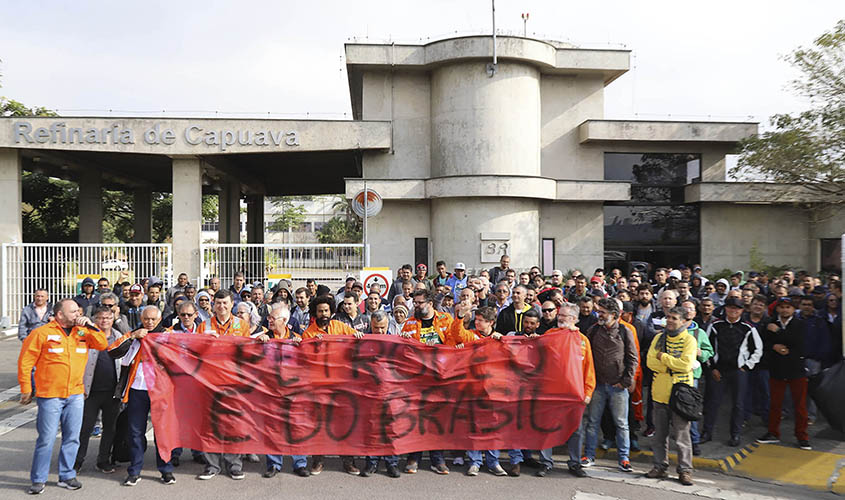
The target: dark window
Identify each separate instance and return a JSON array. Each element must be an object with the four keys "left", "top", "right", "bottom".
[
  {"left": 604, "top": 153, "right": 701, "bottom": 268},
  {"left": 415, "top": 238, "right": 428, "bottom": 270},
  {"left": 604, "top": 205, "right": 699, "bottom": 247},
  {"left": 821, "top": 238, "right": 842, "bottom": 273}
]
